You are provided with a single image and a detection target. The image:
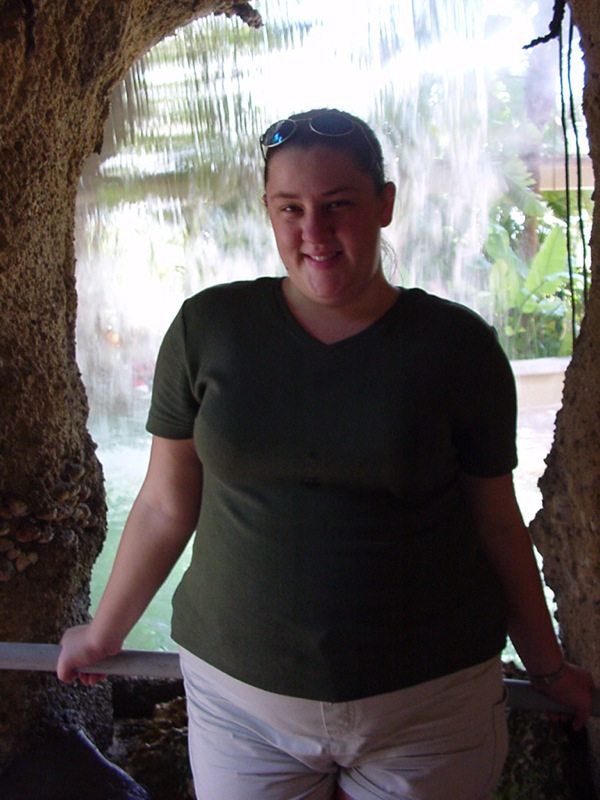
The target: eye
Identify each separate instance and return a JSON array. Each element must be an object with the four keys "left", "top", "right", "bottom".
[{"left": 328, "top": 199, "right": 352, "bottom": 210}]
